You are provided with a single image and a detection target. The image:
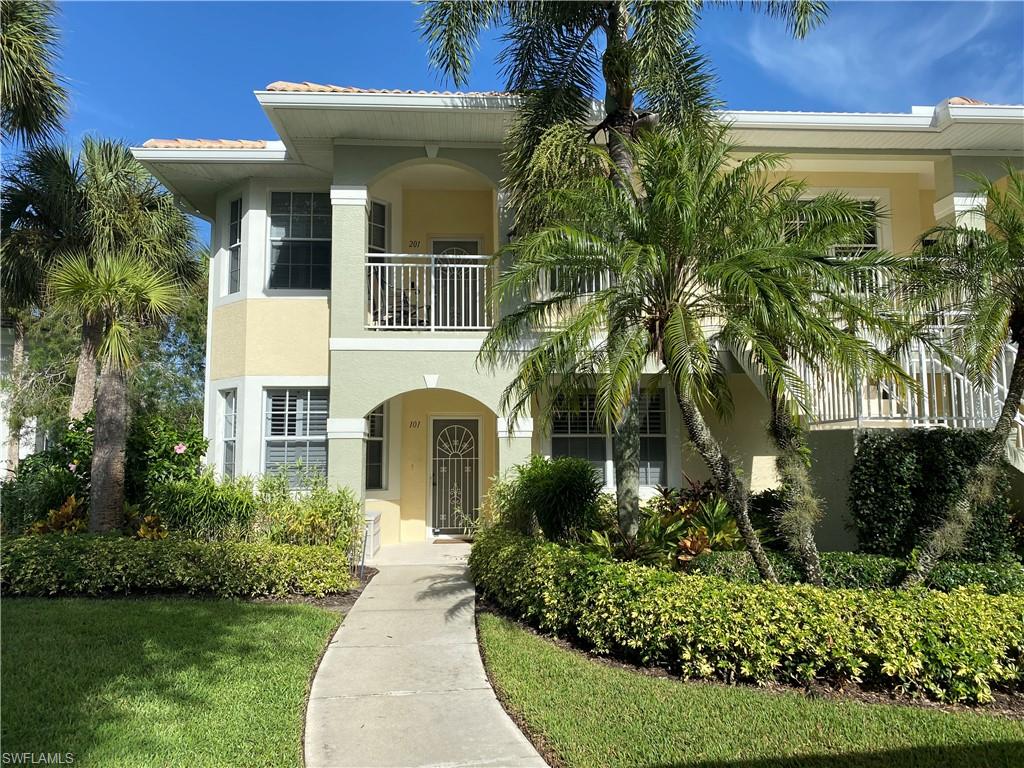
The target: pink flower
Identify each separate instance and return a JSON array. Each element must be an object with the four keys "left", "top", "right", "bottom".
[
  {"left": 68, "top": 463, "right": 77, "bottom": 472},
  {"left": 173, "top": 443, "right": 187, "bottom": 455}
]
